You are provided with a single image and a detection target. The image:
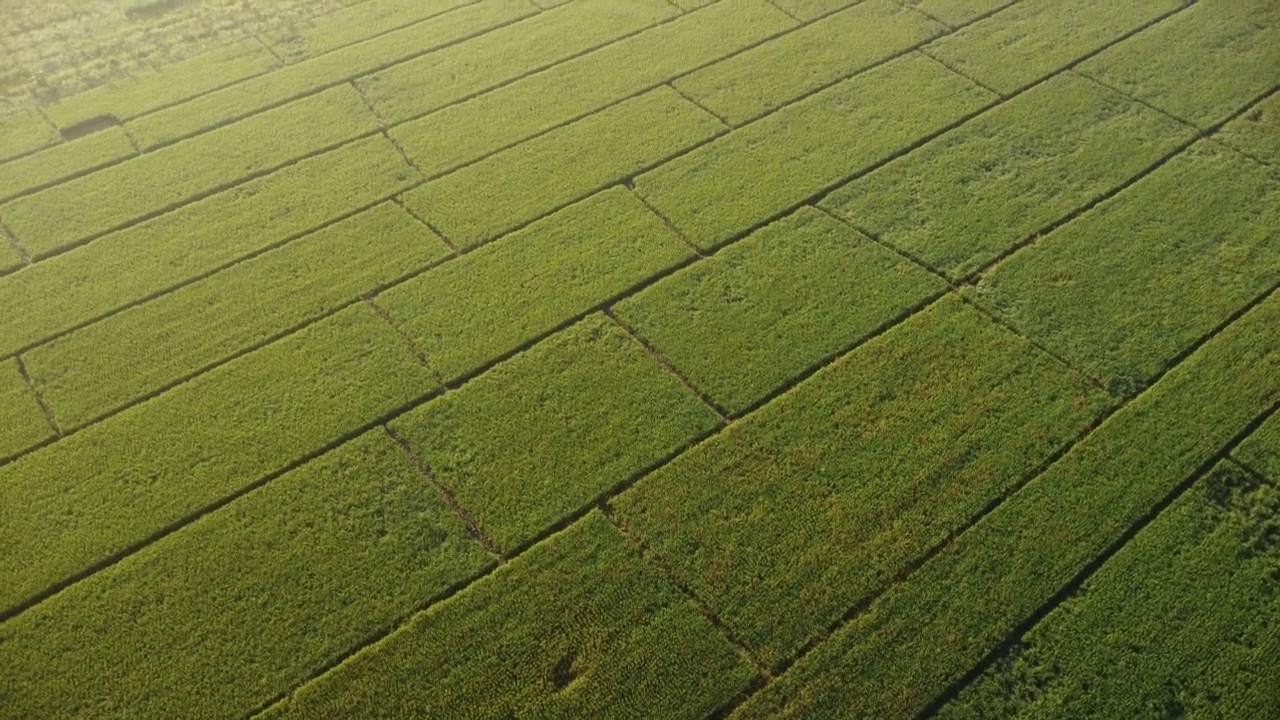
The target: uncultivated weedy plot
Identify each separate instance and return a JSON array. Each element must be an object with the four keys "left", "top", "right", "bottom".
[
  {"left": 389, "top": 315, "right": 722, "bottom": 554},
  {"left": 0, "top": 430, "right": 492, "bottom": 719},
  {"left": 24, "top": 202, "right": 450, "bottom": 430},
  {"left": 615, "top": 297, "right": 1111, "bottom": 670},
  {"left": 378, "top": 187, "right": 692, "bottom": 384},
  {"left": 612, "top": 205, "right": 947, "bottom": 416},
  {"left": 936, "top": 460, "right": 1280, "bottom": 719},
  {"left": 259, "top": 512, "right": 755, "bottom": 719}
]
